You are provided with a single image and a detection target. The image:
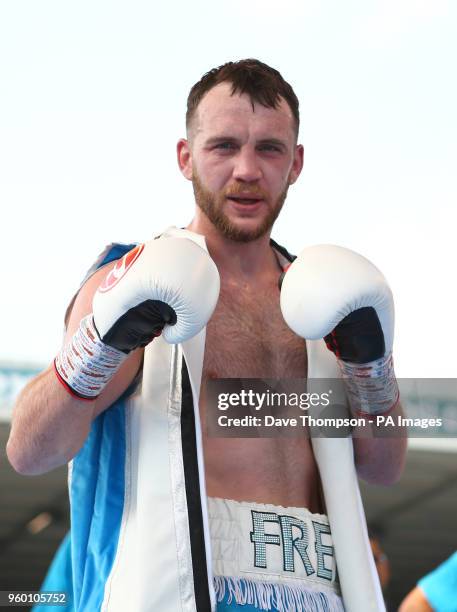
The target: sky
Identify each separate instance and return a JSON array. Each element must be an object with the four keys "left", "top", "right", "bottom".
[{"left": 0, "top": 0, "right": 456, "bottom": 376}]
